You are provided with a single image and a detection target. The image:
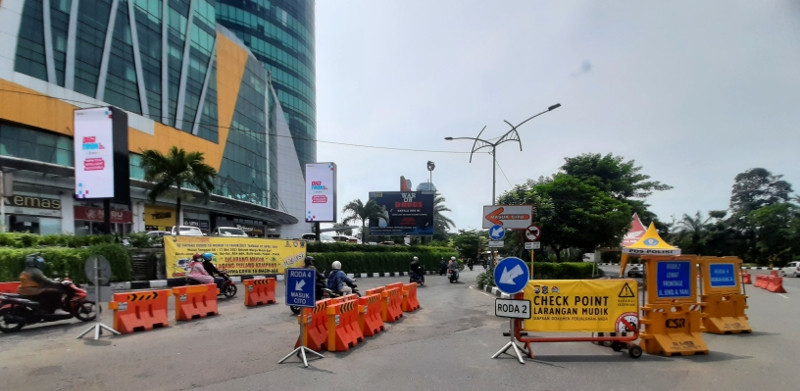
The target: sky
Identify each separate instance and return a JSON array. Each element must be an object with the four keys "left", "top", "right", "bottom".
[{"left": 313, "top": 0, "right": 800, "bottom": 234}]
